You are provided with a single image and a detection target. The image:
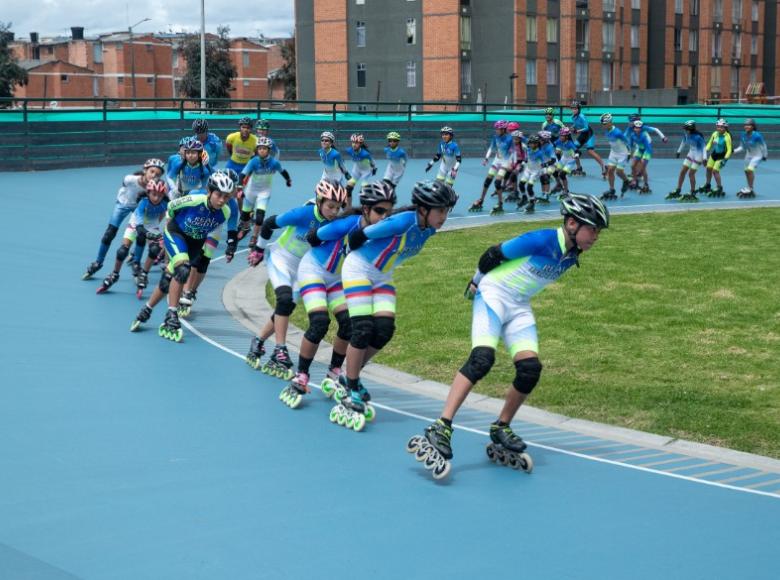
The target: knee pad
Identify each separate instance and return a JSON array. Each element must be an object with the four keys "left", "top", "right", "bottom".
[
  {"left": 493, "top": 179, "right": 504, "bottom": 191},
  {"left": 240, "top": 210, "right": 252, "bottom": 223},
  {"left": 303, "top": 311, "right": 330, "bottom": 344},
  {"left": 513, "top": 357, "right": 543, "bottom": 394},
  {"left": 101, "top": 224, "right": 119, "bottom": 245},
  {"left": 518, "top": 182, "right": 526, "bottom": 193},
  {"left": 527, "top": 184, "right": 535, "bottom": 197},
  {"left": 459, "top": 346, "right": 496, "bottom": 384},
  {"left": 148, "top": 241, "right": 163, "bottom": 261},
  {"left": 369, "top": 316, "right": 395, "bottom": 350},
  {"left": 349, "top": 315, "right": 374, "bottom": 349},
  {"left": 195, "top": 254, "right": 211, "bottom": 274},
  {"left": 173, "top": 262, "right": 191, "bottom": 284},
  {"left": 274, "top": 285, "right": 296, "bottom": 317},
  {"left": 116, "top": 244, "right": 130, "bottom": 262},
  {"left": 540, "top": 174, "right": 550, "bottom": 186},
  {"left": 158, "top": 271, "right": 172, "bottom": 294},
  {"left": 254, "top": 209, "right": 266, "bottom": 227},
  {"left": 335, "top": 310, "right": 352, "bottom": 341},
  {"left": 483, "top": 176, "right": 493, "bottom": 189}
]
